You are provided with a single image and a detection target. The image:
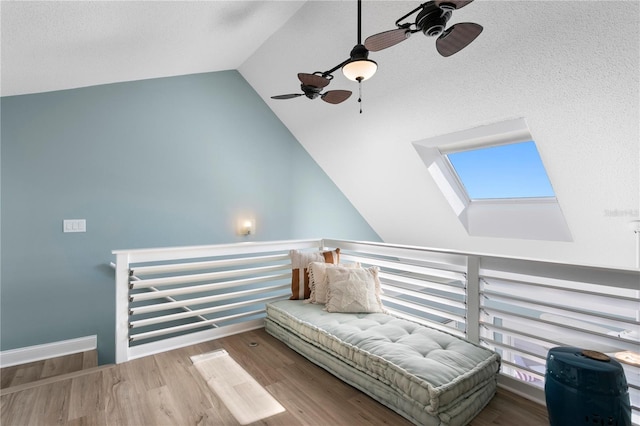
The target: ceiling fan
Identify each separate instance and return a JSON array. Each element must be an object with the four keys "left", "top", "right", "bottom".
[
  {"left": 271, "top": 72, "right": 352, "bottom": 104},
  {"left": 271, "top": 0, "right": 375, "bottom": 111},
  {"left": 364, "top": 0, "right": 483, "bottom": 57},
  {"left": 272, "top": 0, "right": 482, "bottom": 111}
]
